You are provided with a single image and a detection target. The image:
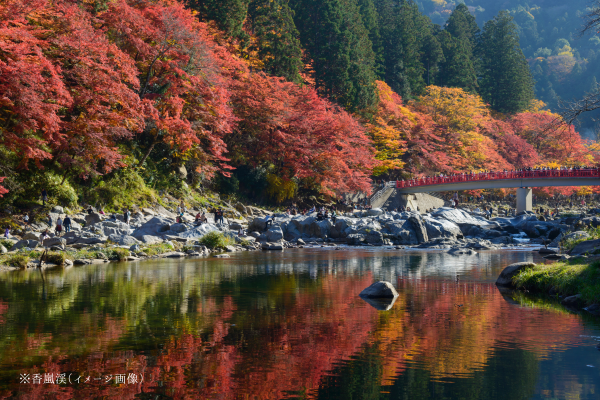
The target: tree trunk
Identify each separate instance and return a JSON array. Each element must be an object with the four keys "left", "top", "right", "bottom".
[{"left": 138, "top": 137, "right": 158, "bottom": 168}]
